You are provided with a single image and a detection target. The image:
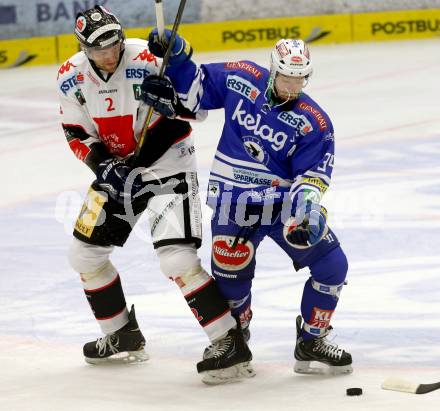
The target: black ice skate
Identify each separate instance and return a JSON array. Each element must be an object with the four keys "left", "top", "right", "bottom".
[
  {"left": 197, "top": 326, "right": 255, "bottom": 385},
  {"left": 203, "top": 323, "right": 250, "bottom": 359},
  {"left": 83, "top": 305, "right": 148, "bottom": 364},
  {"left": 294, "top": 315, "right": 352, "bottom": 375}
]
